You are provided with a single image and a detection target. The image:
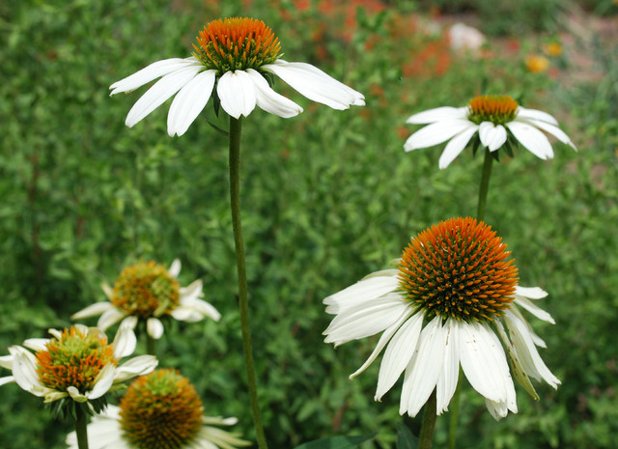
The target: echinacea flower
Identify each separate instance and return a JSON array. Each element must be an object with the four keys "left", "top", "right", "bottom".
[
  {"left": 404, "top": 95, "right": 575, "bottom": 168},
  {"left": 110, "top": 17, "right": 364, "bottom": 136},
  {"left": 323, "top": 217, "right": 560, "bottom": 420},
  {"left": 67, "top": 369, "right": 249, "bottom": 449},
  {"left": 0, "top": 324, "right": 157, "bottom": 405},
  {"left": 72, "top": 259, "right": 220, "bottom": 341}
]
